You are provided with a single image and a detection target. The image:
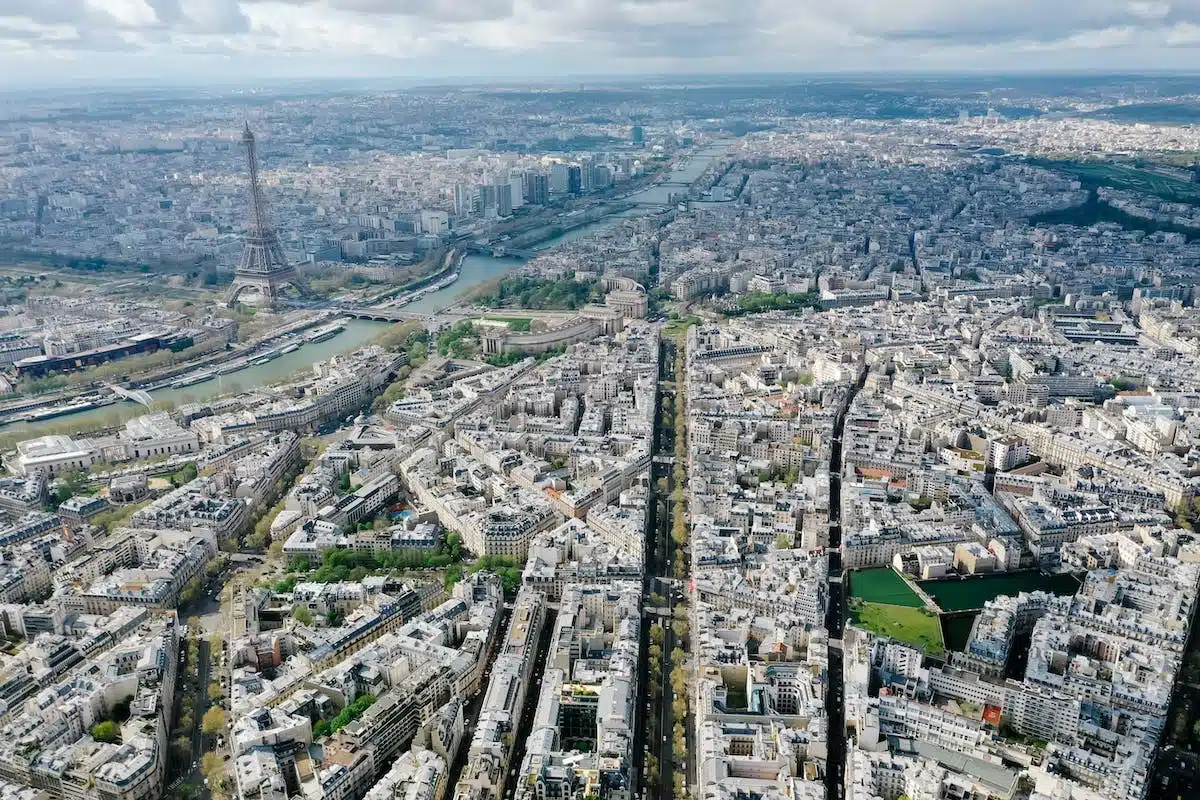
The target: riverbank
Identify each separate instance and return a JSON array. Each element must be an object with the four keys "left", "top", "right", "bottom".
[
  {"left": 359, "top": 248, "right": 463, "bottom": 305},
  {"left": 0, "top": 319, "right": 388, "bottom": 437},
  {"left": 0, "top": 140, "right": 739, "bottom": 438},
  {"left": 403, "top": 143, "right": 735, "bottom": 313}
]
